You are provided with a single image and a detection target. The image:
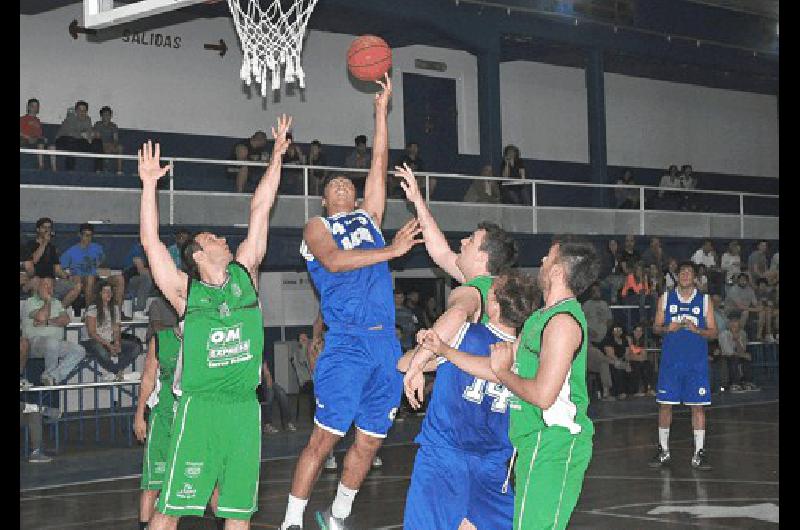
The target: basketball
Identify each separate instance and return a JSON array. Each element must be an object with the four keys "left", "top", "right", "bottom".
[{"left": 347, "top": 35, "right": 392, "bottom": 82}]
